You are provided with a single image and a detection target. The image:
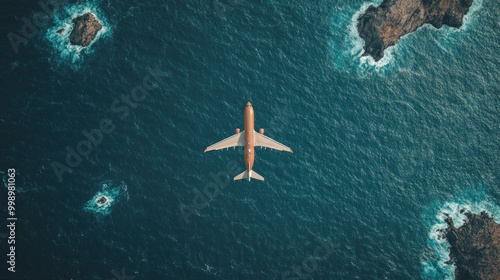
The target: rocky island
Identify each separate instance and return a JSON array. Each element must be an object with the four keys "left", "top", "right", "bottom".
[
  {"left": 96, "top": 196, "right": 108, "bottom": 206},
  {"left": 439, "top": 211, "right": 500, "bottom": 280},
  {"left": 357, "top": 0, "right": 473, "bottom": 61},
  {"left": 69, "top": 12, "right": 102, "bottom": 47}
]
